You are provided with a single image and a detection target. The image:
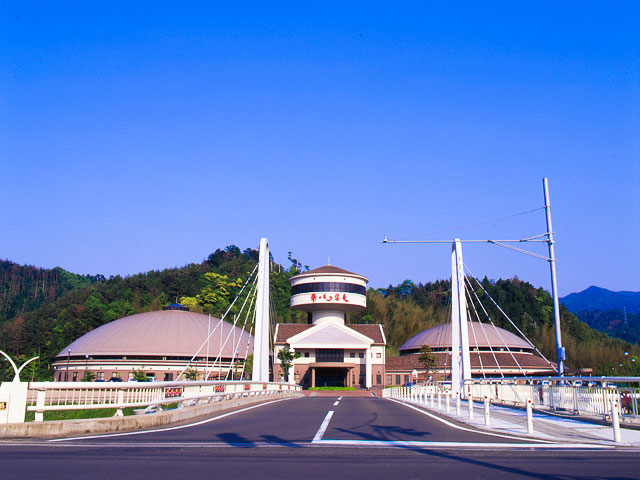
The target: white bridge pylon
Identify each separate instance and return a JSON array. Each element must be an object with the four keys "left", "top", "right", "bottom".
[
  {"left": 451, "top": 239, "right": 471, "bottom": 398},
  {"left": 252, "top": 238, "right": 270, "bottom": 382}
]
